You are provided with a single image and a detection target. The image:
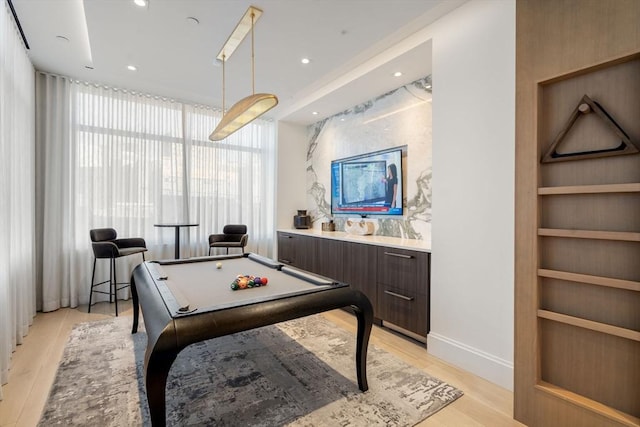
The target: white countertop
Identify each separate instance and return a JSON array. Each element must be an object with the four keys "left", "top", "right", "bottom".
[{"left": 277, "top": 228, "right": 431, "bottom": 252}]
